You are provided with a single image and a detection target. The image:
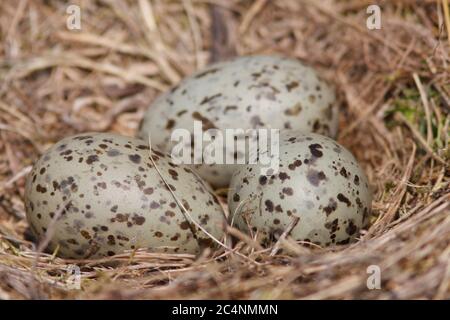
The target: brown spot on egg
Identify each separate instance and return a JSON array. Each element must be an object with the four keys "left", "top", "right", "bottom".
[
  {"left": 180, "top": 221, "right": 190, "bottom": 230},
  {"left": 143, "top": 187, "right": 154, "bottom": 195},
  {"left": 198, "top": 237, "right": 214, "bottom": 249},
  {"left": 150, "top": 201, "right": 160, "bottom": 209},
  {"left": 60, "top": 149, "right": 72, "bottom": 156},
  {"left": 259, "top": 176, "right": 268, "bottom": 185},
  {"left": 170, "top": 233, "right": 180, "bottom": 241},
  {"left": 165, "top": 210, "right": 175, "bottom": 217},
  {"left": 97, "top": 182, "right": 107, "bottom": 189},
  {"left": 36, "top": 184, "right": 47, "bottom": 193},
  {"left": 250, "top": 115, "right": 264, "bottom": 127},
  {"left": 288, "top": 159, "right": 302, "bottom": 170},
  {"left": 194, "top": 67, "right": 220, "bottom": 78},
  {"left": 278, "top": 172, "right": 290, "bottom": 182},
  {"left": 284, "top": 102, "right": 303, "bottom": 116},
  {"left": 199, "top": 93, "right": 222, "bottom": 105},
  {"left": 86, "top": 155, "right": 99, "bottom": 165},
  {"left": 324, "top": 218, "right": 339, "bottom": 233},
  {"left": 282, "top": 187, "right": 293, "bottom": 196},
  {"left": 132, "top": 215, "right": 146, "bottom": 225},
  {"left": 114, "top": 213, "right": 128, "bottom": 223},
  {"left": 346, "top": 219, "right": 357, "bottom": 235},
  {"left": 265, "top": 199, "right": 274, "bottom": 212},
  {"left": 168, "top": 169, "right": 179, "bottom": 180},
  {"left": 307, "top": 169, "right": 326, "bottom": 186},
  {"left": 67, "top": 239, "right": 79, "bottom": 245},
  {"left": 340, "top": 167, "right": 348, "bottom": 178},
  {"left": 285, "top": 81, "right": 299, "bottom": 92},
  {"left": 356, "top": 197, "right": 363, "bottom": 208},
  {"left": 165, "top": 119, "right": 175, "bottom": 130},
  {"left": 323, "top": 198, "right": 337, "bottom": 216},
  {"left": 107, "top": 235, "right": 116, "bottom": 245},
  {"left": 192, "top": 111, "right": 217, "bottom": 130},
  {"left": 312, "top": 120, "right": 321, "bottom": 132},
  {"left": 80, "top": 230, "right": 91, "bottom": 240},
  {"left": 309, "top": 143, "right": 323, "bottom": 158},
  {"left": 181, "top": 199, "right": 191, "bottom": 211},
  {"left": 107, "top": 149, "right": 120, "bottom": 157}
]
